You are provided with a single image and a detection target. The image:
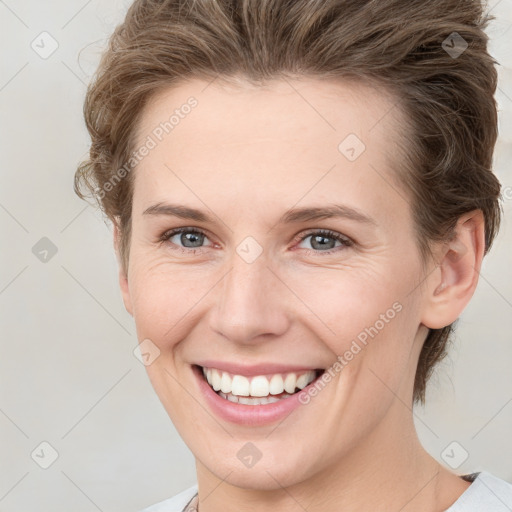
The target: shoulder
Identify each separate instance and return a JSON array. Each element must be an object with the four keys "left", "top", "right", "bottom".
[
  {"left": 446, "top": 471, "right": 512, "bottom": 511},
  {"left": 137, "top": 485, "right": 198, "bottom": 512}
]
